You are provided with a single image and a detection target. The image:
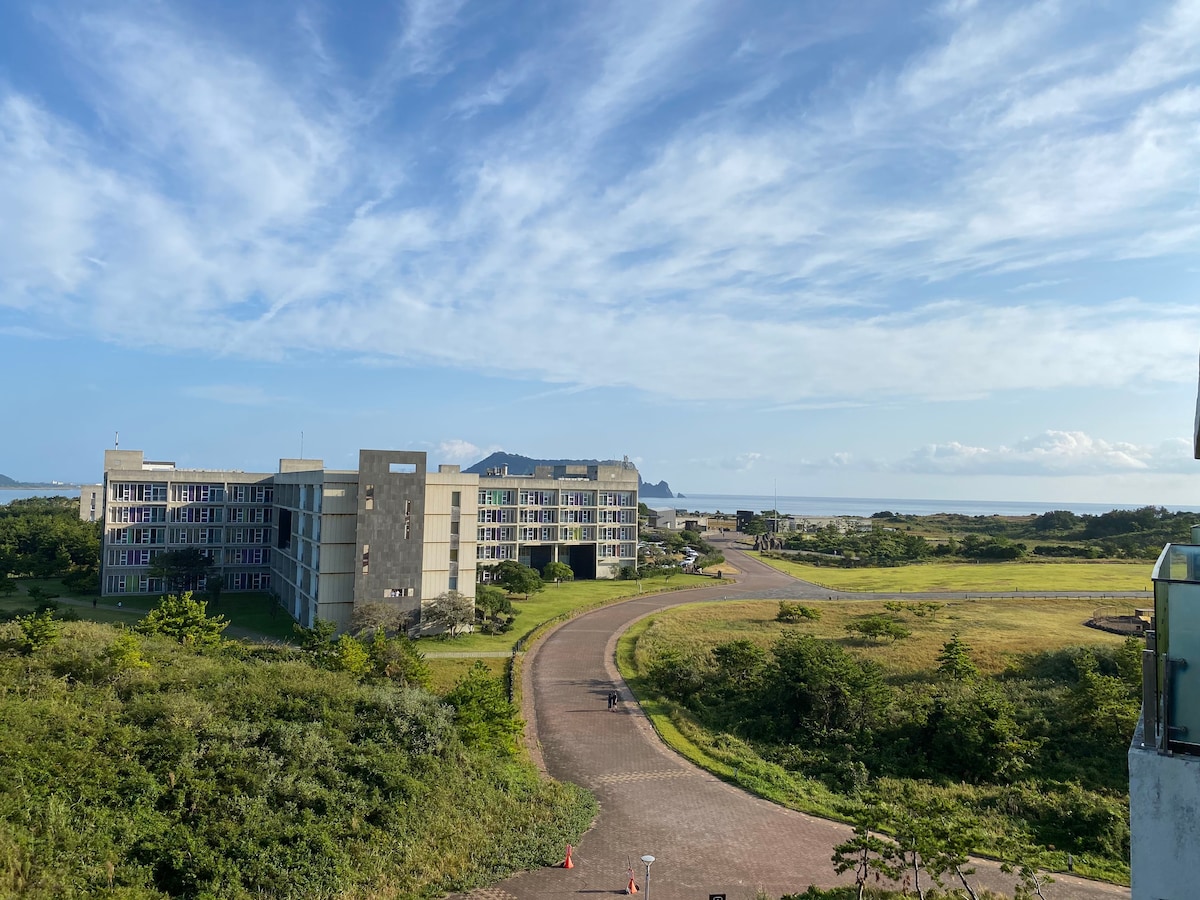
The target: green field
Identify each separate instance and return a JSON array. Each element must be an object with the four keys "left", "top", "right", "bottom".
[
  {"left": 2, "top": 580, "right": 300, "bottom": 641},
  {"left": 421, "top": 573, "right": 711, "bottom": 653},
  {"left": 752, "top": 552, "right": 1151, "bottom": 592},
  {"left": 627, "top": 596, "right": 1125, "bottom": 678}
]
